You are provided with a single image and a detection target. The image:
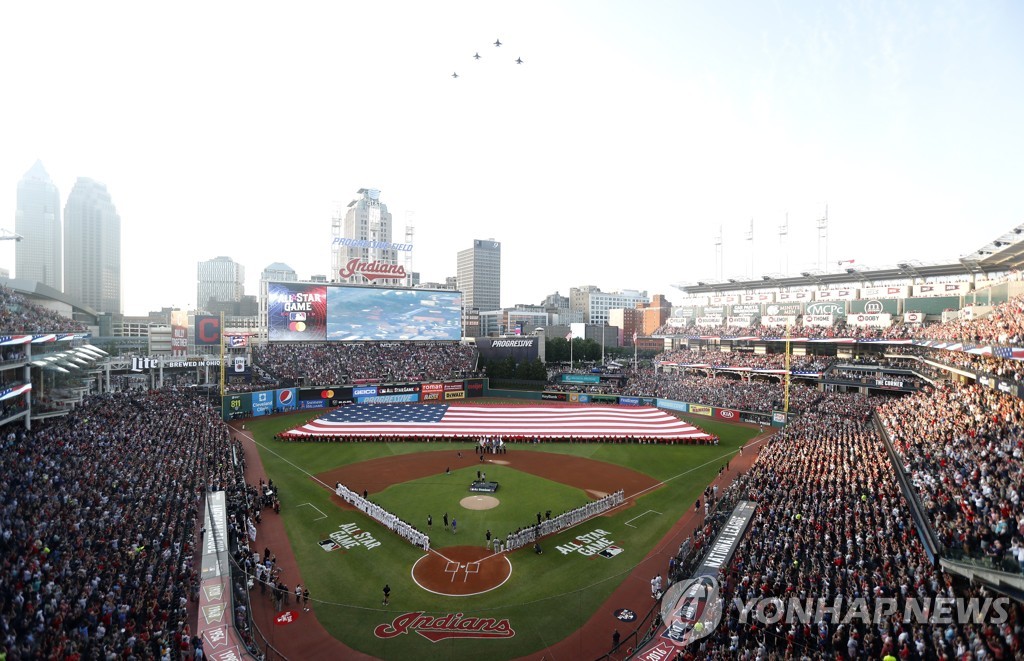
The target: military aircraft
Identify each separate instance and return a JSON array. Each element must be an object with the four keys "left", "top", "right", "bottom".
[
  {"left": 474, "top": 52, "right": 481, "bottom": 60},
  {"left": 452, "top": 72, "right": 459, "bottom": 78},
  {"left": 516, "top": 57, "right": 524, "bottom": 64},
  {"left": 494, "top": 39, "right": 502, "bottom": 47}
]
